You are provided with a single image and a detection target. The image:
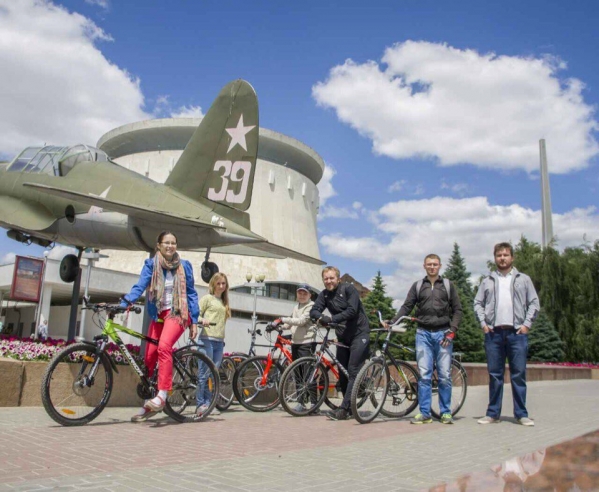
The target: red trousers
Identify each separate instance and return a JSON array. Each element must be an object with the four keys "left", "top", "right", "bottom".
[{"left": 145, "top": 310, "right": 185, "bottom": 391}]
